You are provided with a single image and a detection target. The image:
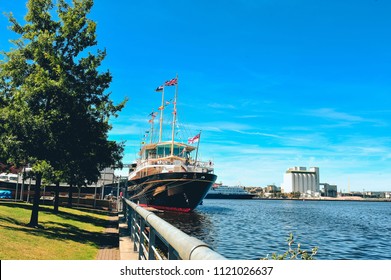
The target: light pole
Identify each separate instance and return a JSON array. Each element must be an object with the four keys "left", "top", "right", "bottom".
[
  {"left": 101, "top": 168, "right": 106, "bottom": 199},
  {"left": 116, "top": 176, "right": 121, "bottom": 211},
  {"left": 20, "top": 167, "right": 25, "bottom": 202},
  {"left": 26, "top": 176, "right": 32, "bottom": 203},
  {"left": 93, "top": 182, "right": 97, "bottom": 208},
  {"left": 14, "top": 173, "right": 19, "bottom": 202}
]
